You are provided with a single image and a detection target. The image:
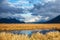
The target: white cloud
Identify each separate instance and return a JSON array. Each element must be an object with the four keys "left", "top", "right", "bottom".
[
  {"left": 20, "top": 13, "right": 48, "bottom": 22},
  {"left": 44, "top": 0, "right": 56, "bottom": 3},
  {"left": 24, "top": 15, "right": 42, "bottom": 22},
  {"left": 13, "top": 13, "right": 43, "bottom": 22},
  {"left": 45, "top": 17, "right": 50, "bottom": 20},
  {"left": 8, "top": 0, "right": 34, "bottom": 9}
]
